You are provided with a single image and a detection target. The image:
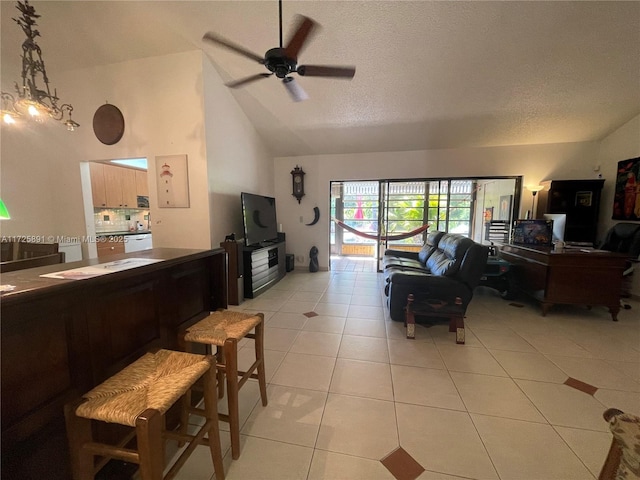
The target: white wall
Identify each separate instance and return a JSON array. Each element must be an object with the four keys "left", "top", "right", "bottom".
[
  {"left": 1, "top": 51, "right": 211, "bottom": 253},
  {"left": 1, "top": 50, "right": 273, "bottom": 258},
  {"left": 597, "top": 114, "right": 640, "bottom": 240},
  {"left": 275, "top": 141, "right": 601, "bottom": 270},
  {"left": 596, "top": 114, "right": 640, "bottom": 297},
  {"left": 201, "top": 56, "right": 274, "bottom": 246}
]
